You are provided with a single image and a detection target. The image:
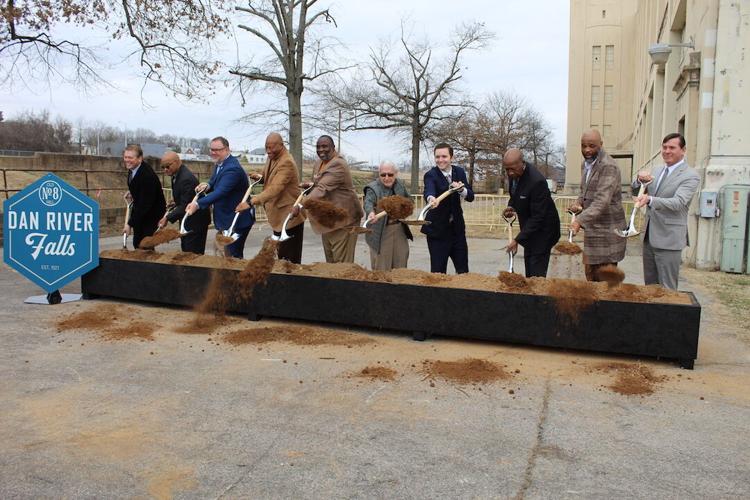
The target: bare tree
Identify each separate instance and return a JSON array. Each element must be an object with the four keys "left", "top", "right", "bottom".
[
  {"left": 229, "top": 0, "right": 343, "bottom": 175},
  {"left": 318, "top": 21, "right": 493, "bottom": 190},
  {"left": 1, "top": 1, "right": 231, "bottom": 97},
  {"left": 0, "top": 110, "right": 73, "bottom": 152}
]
